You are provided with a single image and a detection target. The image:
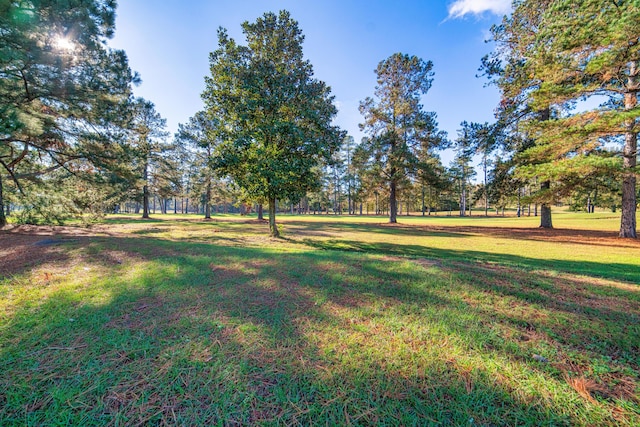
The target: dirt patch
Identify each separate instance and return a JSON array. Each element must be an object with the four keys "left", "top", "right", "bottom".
[
  {"left": 0, "top": 225, "right": 138, "bottom": 278},
  {"left": 0, "top": 227, "right": 83, "bottom": 278}
]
